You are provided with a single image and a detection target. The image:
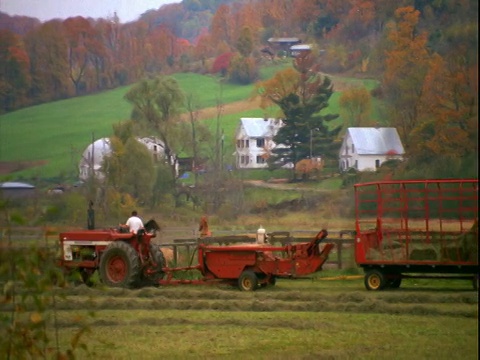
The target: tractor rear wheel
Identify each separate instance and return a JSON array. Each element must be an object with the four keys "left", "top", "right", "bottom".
[
  {"left": 99, "top": 241, "right": 140, "bottom": 288},
  {"left": 364, "top": 269, "right": 386, "bottom": 291},
  {"left": 238, "top": 270, "right": 258, "bottom": 291}
]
